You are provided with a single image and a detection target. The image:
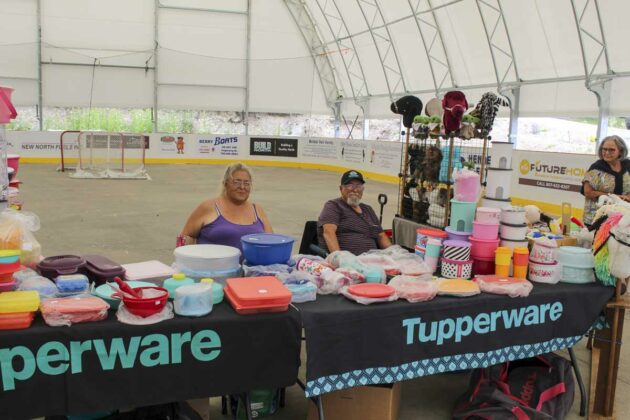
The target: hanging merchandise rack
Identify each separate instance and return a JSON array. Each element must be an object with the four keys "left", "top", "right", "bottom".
[{"left": 0, "top": 86, "right": 18, "bottom": 210}]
